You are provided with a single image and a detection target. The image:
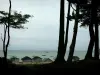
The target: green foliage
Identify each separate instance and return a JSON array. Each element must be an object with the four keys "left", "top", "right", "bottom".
[
  {"left": 67, "top": 0, "right": 87, "bottom": 4},
  {"left": 0, "top": 11, "right": 8, "bottom": 16},
  {"left": 0, "top": 11, "right": 32, "bottom": 29},
  {"left": 70, "top": 1, "right": 100, "bottom": 27}
]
